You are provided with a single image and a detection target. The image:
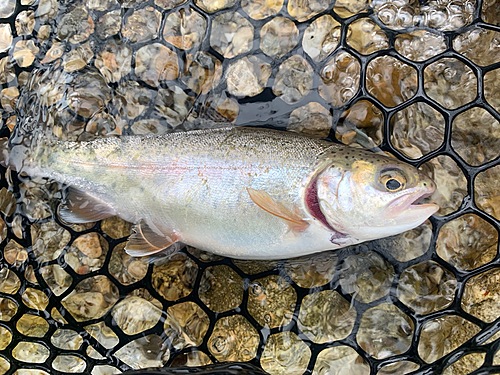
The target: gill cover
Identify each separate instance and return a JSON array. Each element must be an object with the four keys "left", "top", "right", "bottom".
[{"left": 315, "top": 159, "right": 439, "bottom": 241}]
